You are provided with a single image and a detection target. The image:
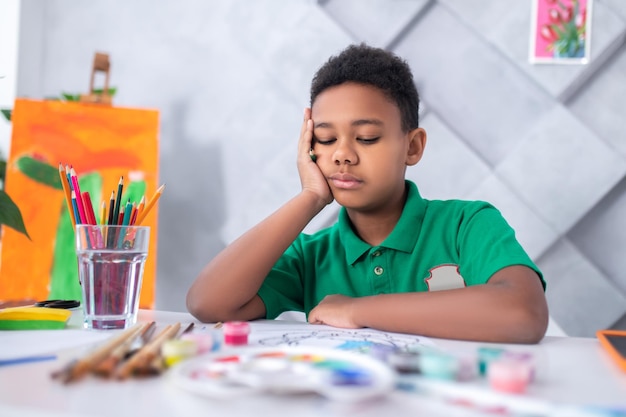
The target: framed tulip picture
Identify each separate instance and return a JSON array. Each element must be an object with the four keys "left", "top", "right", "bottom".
[{"left": 530, "top": 0, "right": 593, "bottom": 64}]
